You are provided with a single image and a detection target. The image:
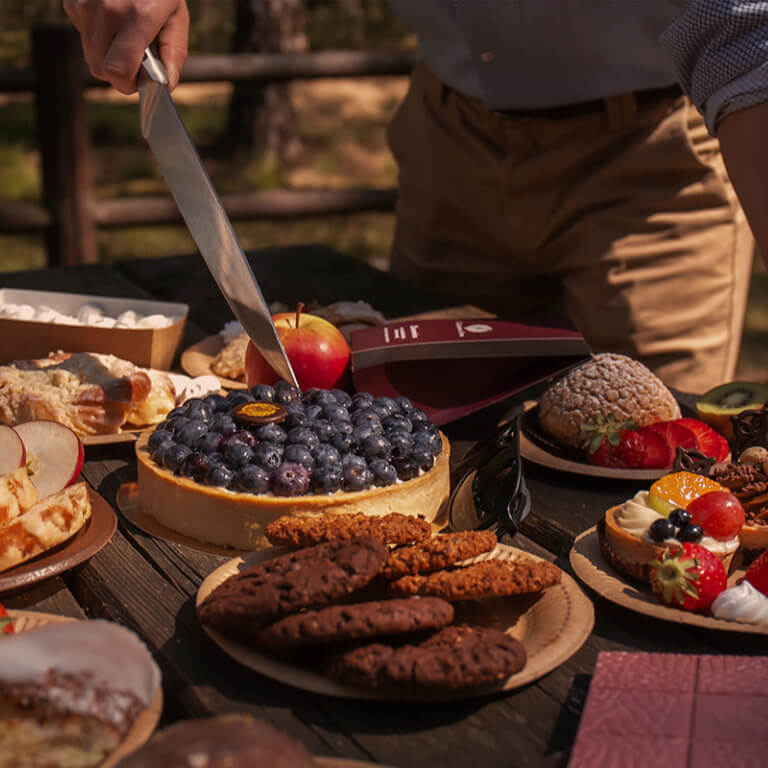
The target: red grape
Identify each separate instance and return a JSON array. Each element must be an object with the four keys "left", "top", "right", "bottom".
[{"left": 686, "top": 491, "right": 745, "bottom": 541}]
